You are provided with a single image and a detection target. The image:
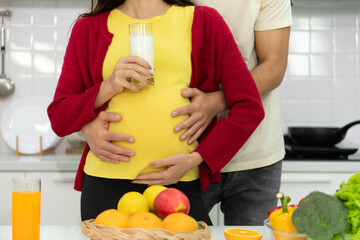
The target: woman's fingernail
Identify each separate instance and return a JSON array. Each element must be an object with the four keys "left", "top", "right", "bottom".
[
  {"left": 182, "top": 90, "right": 188, "bottom": 95},
  {"left": 180, "top": 135, "right": 186, "bottom": 140},
  {"left": 128, "top": 152, "right": 135, "bottom": 157},
  {"left": 128, "top": 138, "right": 135, "bottom": 143},
  {"left": 188, "top": 140, "right": 193, "bottom": 144},
  {"left": 115, "top": 115, "right": 121, "bottom": 119},
  {"left": 123, "top": 157, "right": 129, "bottom": 162},
  {"left": 172, "top": 112, "right": 178, "bottom": 117},
  {"left": 175, "top": 127, "right": 180, "bottom": 133}
]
